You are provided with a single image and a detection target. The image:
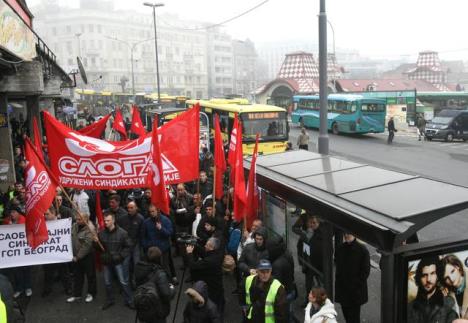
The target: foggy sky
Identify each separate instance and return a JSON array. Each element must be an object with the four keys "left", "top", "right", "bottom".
[{"left": 28, "top": 0, "right": 468, "bottom": 61}]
